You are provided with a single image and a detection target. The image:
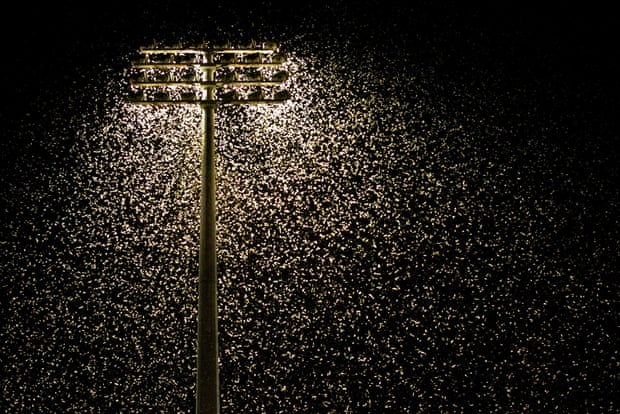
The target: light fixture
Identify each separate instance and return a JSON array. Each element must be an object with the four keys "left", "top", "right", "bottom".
[
  {"left": 153, "top": 90, "right": 171, "bottom": 101},
  {"left": 131, "top": 55, "right": 148, "bottom": 66},
  {"left": 180, "top": 70, "right": 198, "bottom": 82},
  {"left": 130, "top": 71, "right": 148, "bottom": 83},
  {"left": 247, "top": 87, "right": 265, "bottom": 101},
  {"left": 270, "top": 53, "right": 286, "bottom": 64},
  {"left": 240, "top": 39, "right": 257, "bottom": 49},
  {"left": 128, "top": 89, "right": 146, "bottom": 101},
  {"left": 176, "top": 53, "right": 198, "bottom": 64},
  {"left": 262, "top": 41, "right": 278, "bottom": 50},
  {"left": 150, "top": 53, "right": 172, "bottom": 64},
  {"left": 223, "top": 70, "right": 239, "bottom": 82},
  {"left": 180, "top": 90, "right": 199, "bottom": 101},
  {"left": 274, "top": 90, "right": 291, "bottom": 100},
  {"left": 213, "top": 40, "right": 231, "bottom": 50},
  {"left": 219, "top": 89, "right": 239, "bottom": 102},
  {"left": 245, "top": 69, "right": 263, "bottom": 82},
  {"left": 154, "top": 71, "right": 171, "bottom": 82},
  {"left": 129, "top": 43, "right": 290, "bottom": 105},
  {"left": 271, "top": 70, "right": 289, "bottom": 82},
  {"left": 244, "top": 53, "right": 262, "bottom": 64},
  {"left": 128, "top": 41, "right": 291, "bottom": 414},
  {"left": 219, "top": 53, "right": 237, "bottom": 65}
]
